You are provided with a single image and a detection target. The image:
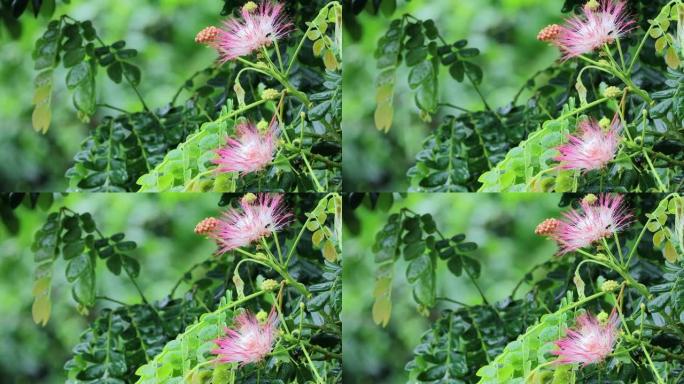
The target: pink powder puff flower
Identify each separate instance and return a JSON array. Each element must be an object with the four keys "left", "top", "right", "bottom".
[
  {"left": 552, "top": 194, "right": 631, "bottom": 254},
  {"left": 555, "top": 118, "right": 621, "bottom": 172},
  {"left": 214, "top": 121, "right": 278, "bottom": 175},
  {"left": 211, "top": 194, "right": 291, "bottom": 252},
  {"left": 552, "top": 310, "right": 620, "bottom": 366},
  {"left": 214, "top": 1, "right": 292, "bottom": 62},
  {"left": 212, "top": 308, "right": 279, "bottom": 365},
  {"left": 555, "top": 0, "right": 635, "bottom": 59}
]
